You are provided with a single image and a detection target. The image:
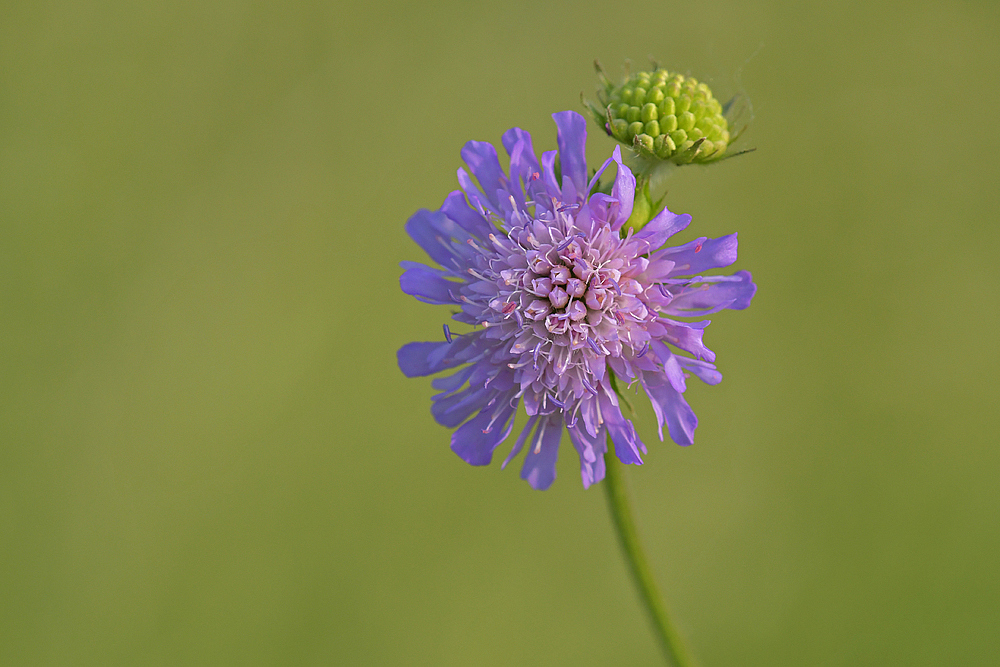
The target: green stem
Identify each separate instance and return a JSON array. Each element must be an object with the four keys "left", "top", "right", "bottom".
[{"left": 603, "top": 449, "right": 700, "bottom": 667}]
